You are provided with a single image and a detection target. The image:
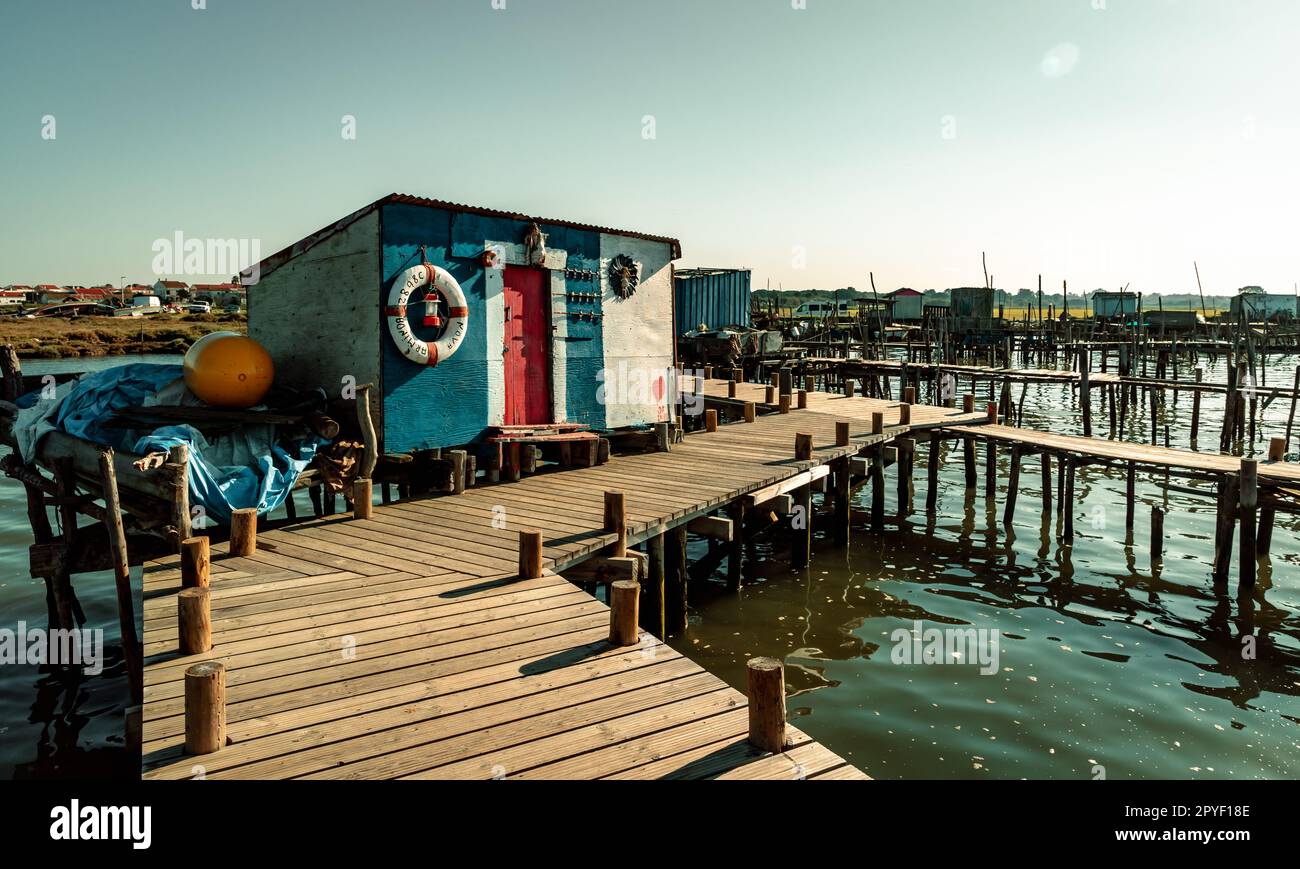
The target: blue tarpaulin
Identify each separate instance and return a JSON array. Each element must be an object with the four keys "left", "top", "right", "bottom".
[{"left": 14, "top": 363, "right": 322, "bottom": 526}]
